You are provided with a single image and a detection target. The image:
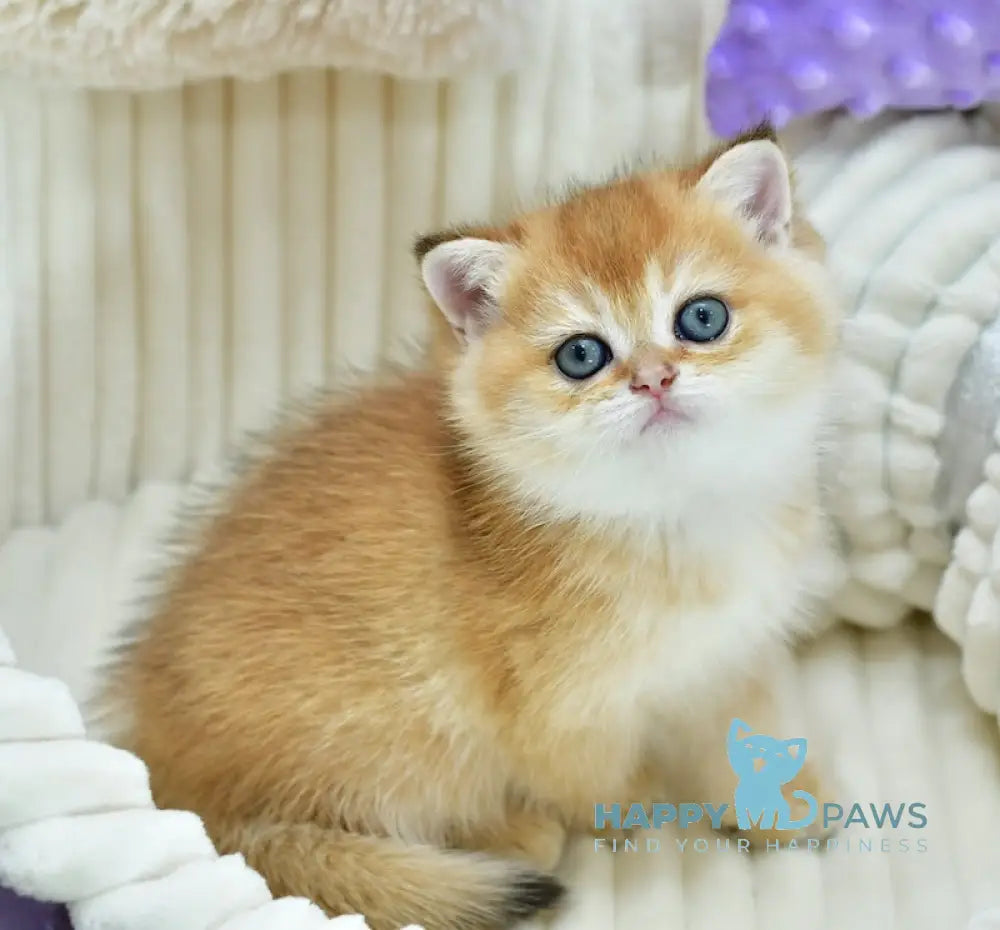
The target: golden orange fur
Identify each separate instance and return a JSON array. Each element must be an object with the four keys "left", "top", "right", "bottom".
[{"left": 97, "top": 130, "right": 843, "bottom": 930}]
